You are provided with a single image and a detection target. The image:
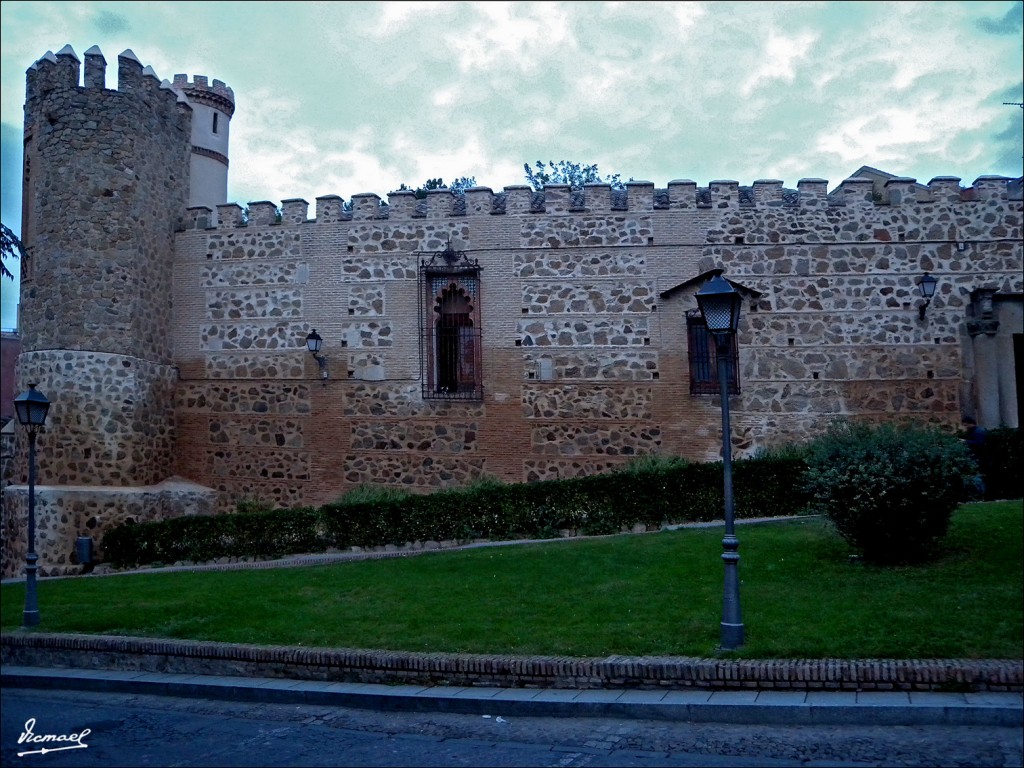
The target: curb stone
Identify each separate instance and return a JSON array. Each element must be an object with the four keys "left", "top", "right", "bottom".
[{"left": 2, "top": 664, "right": 1021, "bottom": 727}]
